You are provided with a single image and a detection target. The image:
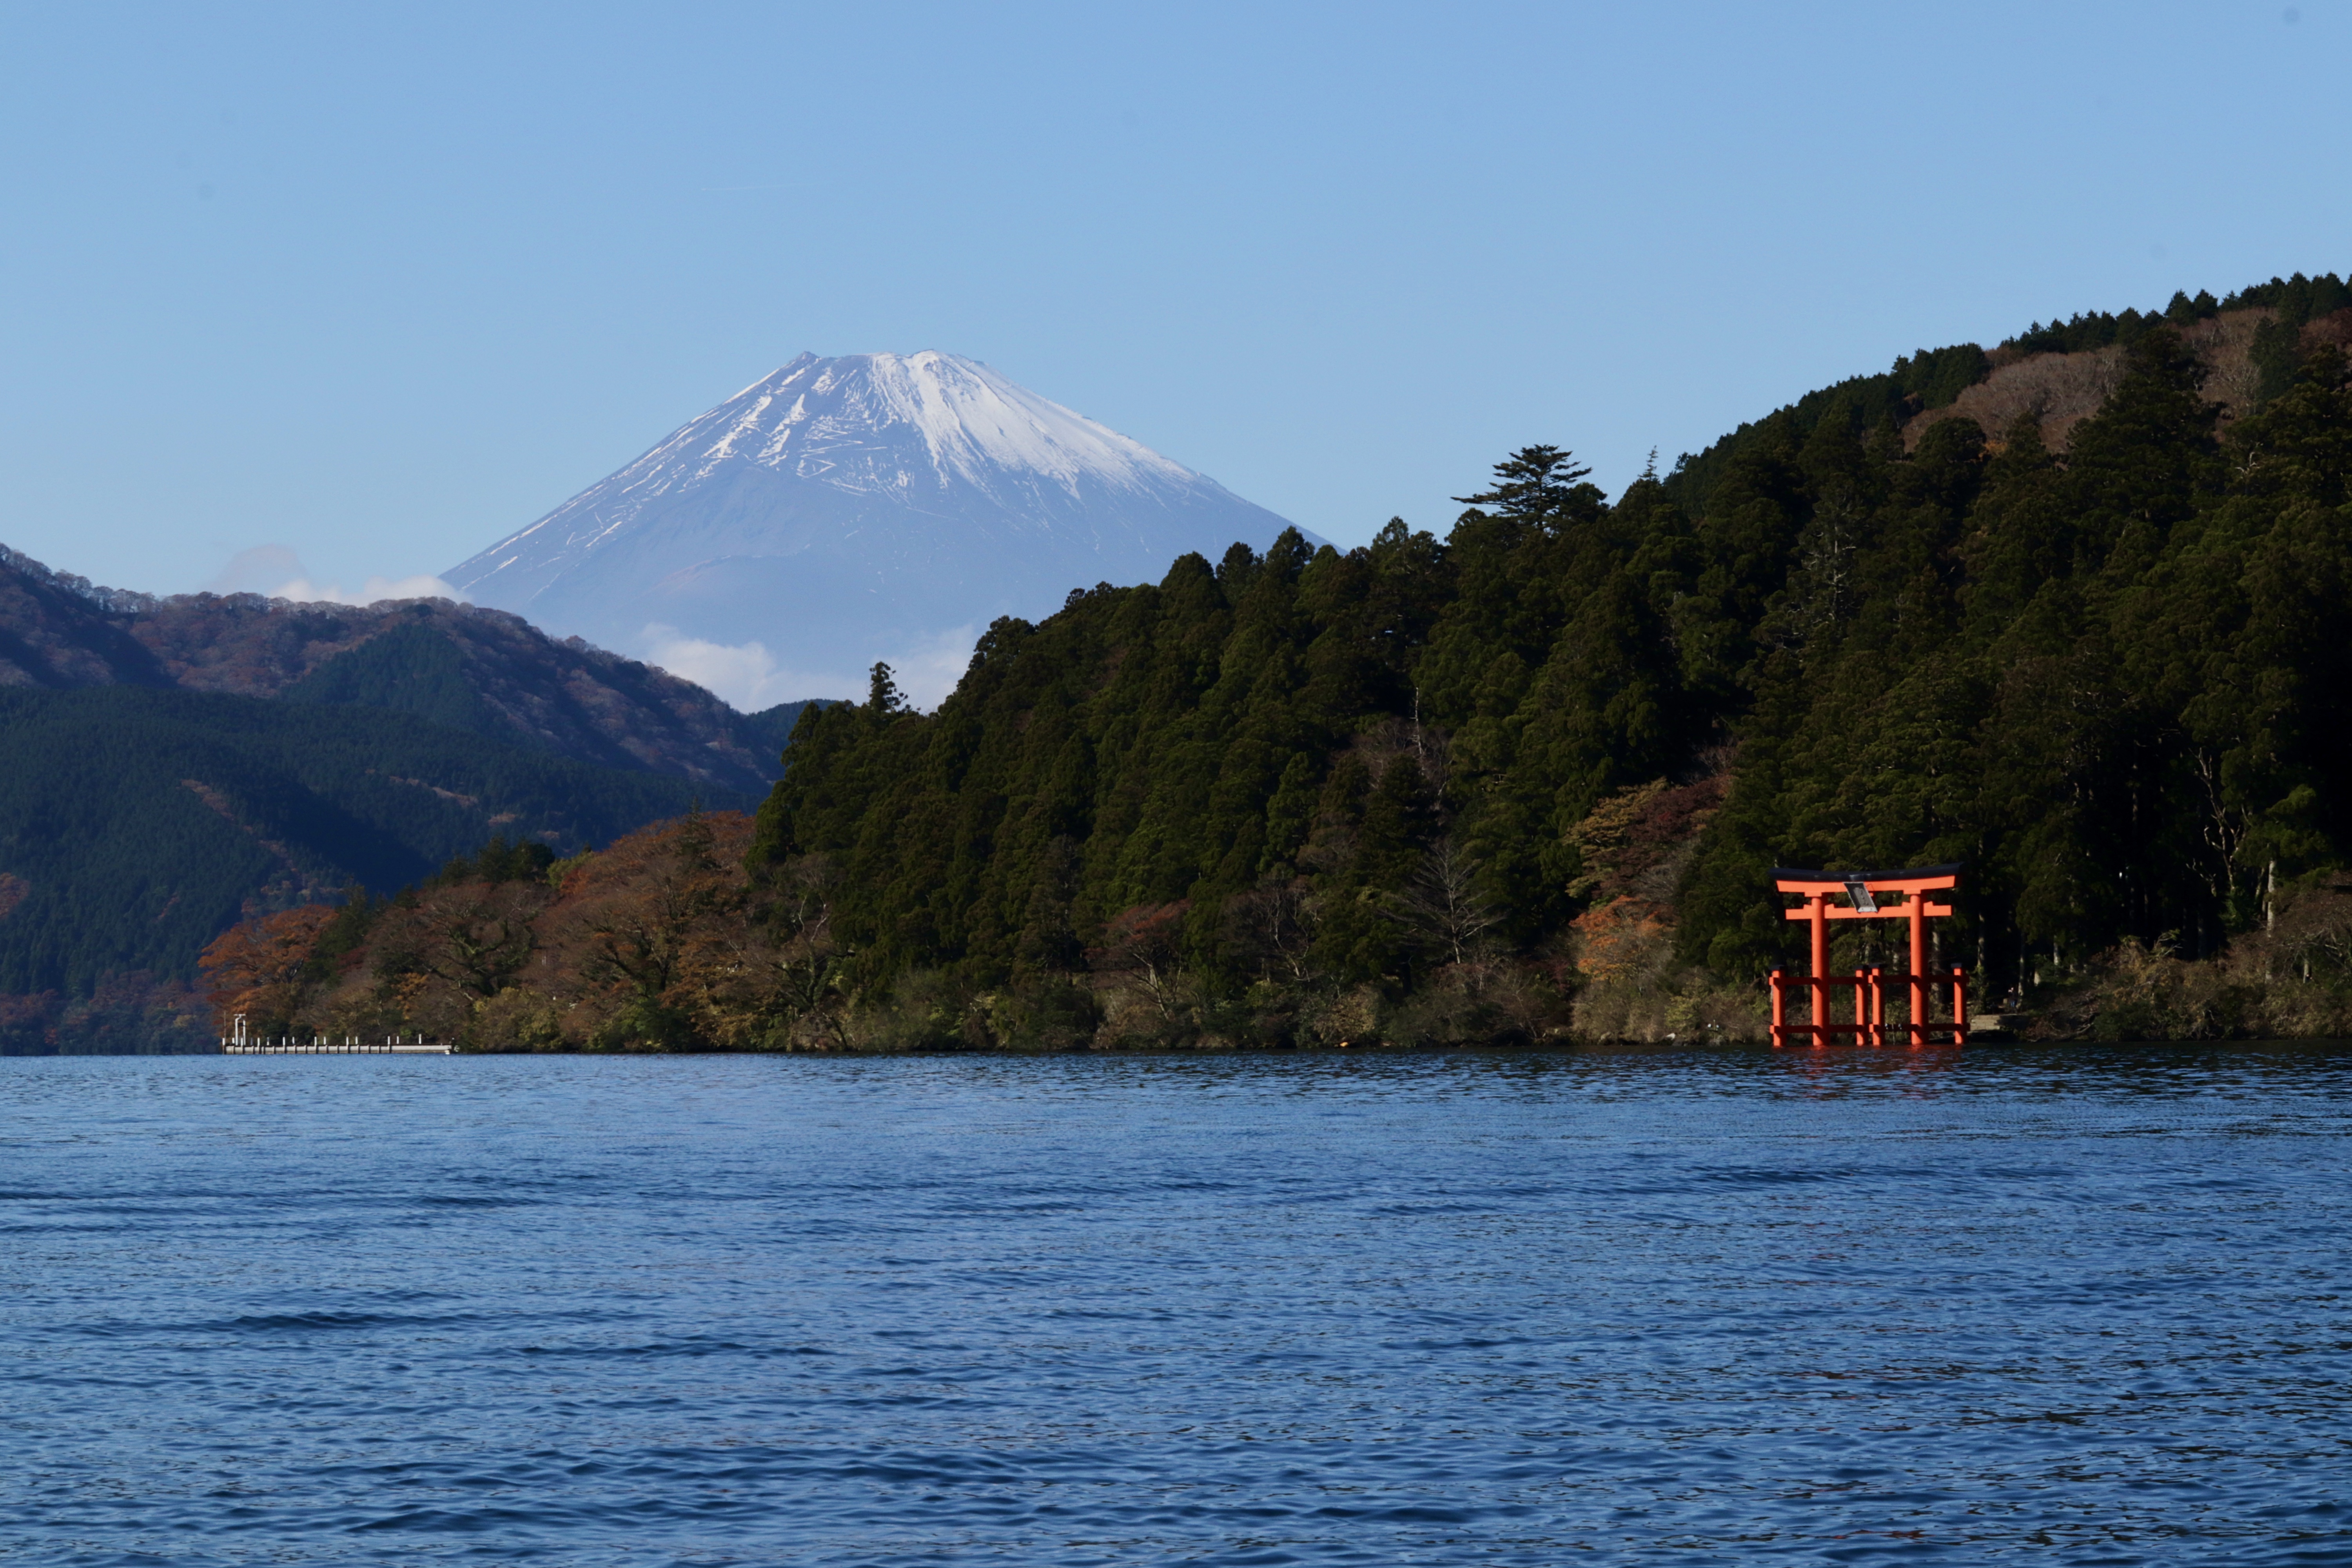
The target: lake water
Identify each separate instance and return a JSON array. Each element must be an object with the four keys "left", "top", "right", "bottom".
[{"left": 3, "top": 1045, "right": 2348, "bottom": 1566}]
